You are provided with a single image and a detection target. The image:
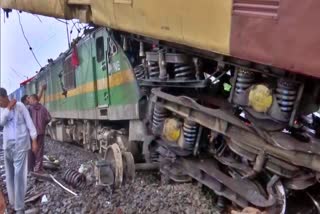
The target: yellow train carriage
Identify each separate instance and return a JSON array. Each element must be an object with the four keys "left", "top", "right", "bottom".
[{"left": 1, "top": 0, "right": 232, "bottom": 55}]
